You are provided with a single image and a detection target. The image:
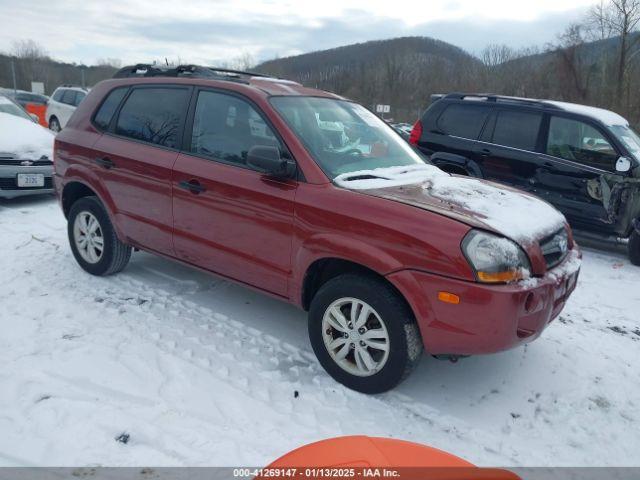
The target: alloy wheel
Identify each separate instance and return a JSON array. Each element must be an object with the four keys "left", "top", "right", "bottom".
[
  {"left": 73, "top": 211, "right": 104, "bottom": 264},
  {"left": 321, "top": 297, "right": 390, "bottom": 377}
]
